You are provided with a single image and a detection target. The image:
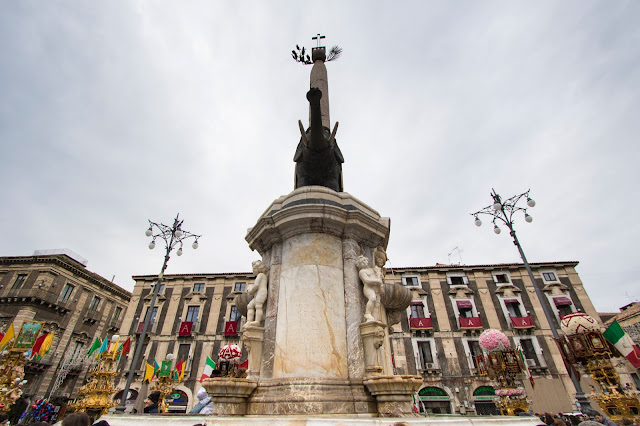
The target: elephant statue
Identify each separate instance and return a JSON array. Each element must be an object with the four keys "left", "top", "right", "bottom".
[{"left": 293, "top": 87, "right": 344, "bottom": 192}]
